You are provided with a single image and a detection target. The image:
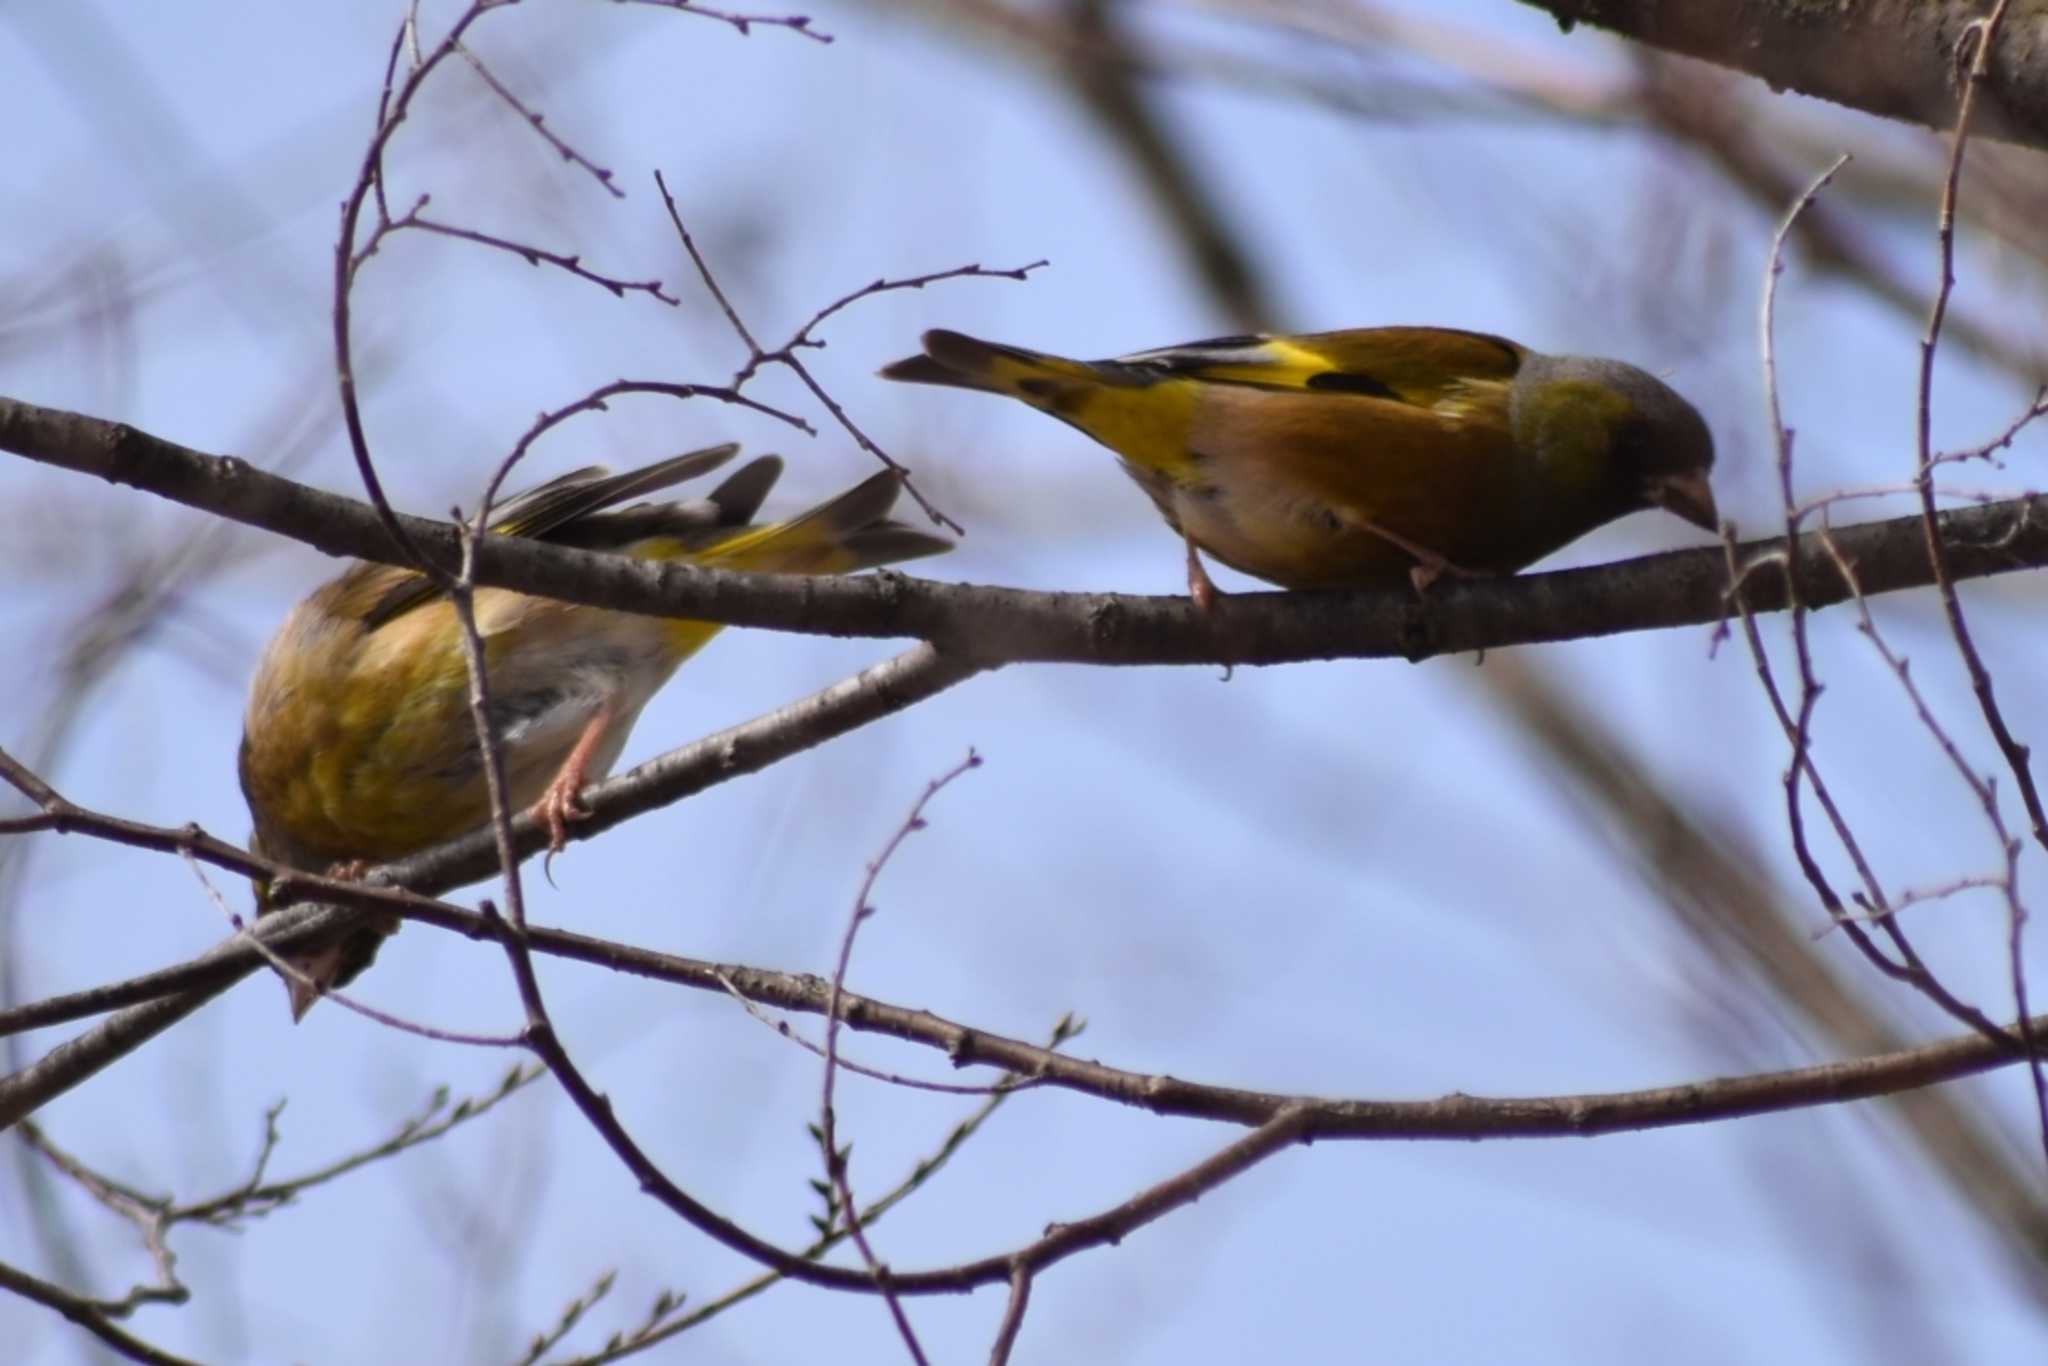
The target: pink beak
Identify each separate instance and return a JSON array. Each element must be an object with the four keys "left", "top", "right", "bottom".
[{"left": 1649, "top": 470, "right": 1718, "bottom": 531}]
